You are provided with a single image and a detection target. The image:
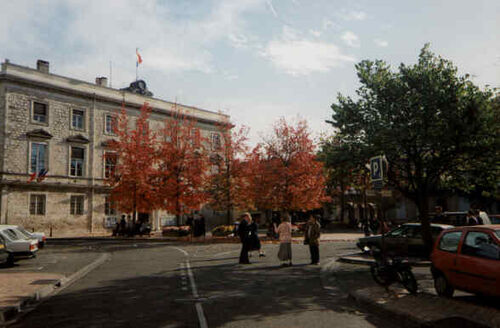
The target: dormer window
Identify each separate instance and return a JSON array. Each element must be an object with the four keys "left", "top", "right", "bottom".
[{"left": 33, "top": 102, "right": 48, "bottom": 124}]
